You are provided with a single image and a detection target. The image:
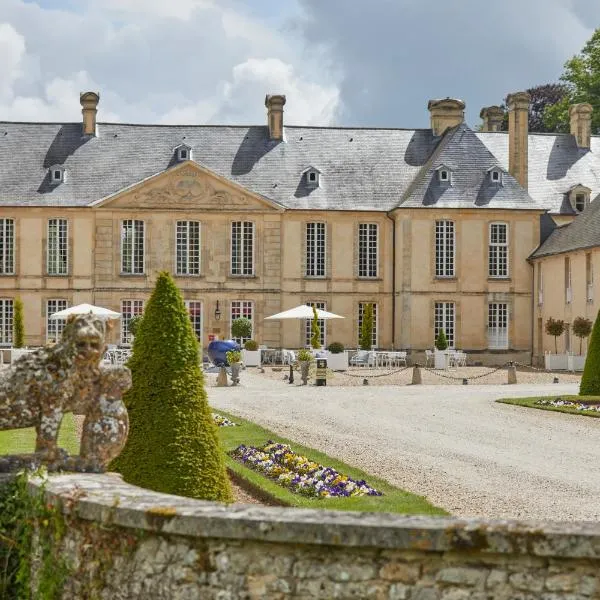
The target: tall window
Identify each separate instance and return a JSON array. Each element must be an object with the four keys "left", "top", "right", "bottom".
[
  {"left": 488, "top": 223, "right": 509, "bottom": 278},
  {"left": 185, "top": 300, "right": 203, "bottom": 342},
  {"left": 0, "top": 219, "right": 15, "bottom": 275},
  {"left": 231, "top": 301, "right": 253, "bottom": 344},
  {"left": 434, "top": 302, "right": 455, "bottom": 348},
  {"left": 306, "top": 222, "right": 326, "bottom": 277},
  {"left": 121, "top": 220, "right": 145, "bottom": 275},
  {"left": 120, "top": 300, "right": 143, "bottom": 344},
  {"left": 231, "top": 222, "right": 254, "bottom": 275},
  {"left": 176, "top": 221, "right": 201, "bottom": 276},
  {"left": 358, "top": 224, "right": 378, "bottom": 278},
  {"left": 565, "top": 256, "right": 572, "bottom": 303},
  {"left": 46, "top": 299, "right": 68, "bottom": 343},
  {"left": 358, "top": 302, "right": 378, "bottom": 348},
  {"left": 305, "top": 302, "right": 326, "bottom": 348},
  {"left": 488, "top": 303, "right": 508, "bottom": 349},
  {"left": 0, "top": 299, "right": 13, "bottom": 345},
  {"left": 586, "top": 253, "right": 594, "bottom": 302},
  {"left": 435, "top": 221, "right": 455, "bottom": 277},
  {"left": 47, "top": 218, "right": 68, "bottom": 275}
]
